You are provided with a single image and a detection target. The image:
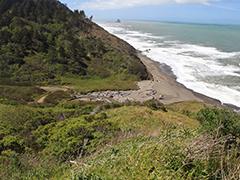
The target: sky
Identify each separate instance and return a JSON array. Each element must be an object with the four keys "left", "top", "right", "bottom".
[{"left": 60, "top": 0, "right": 240, "bottom": 24}]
